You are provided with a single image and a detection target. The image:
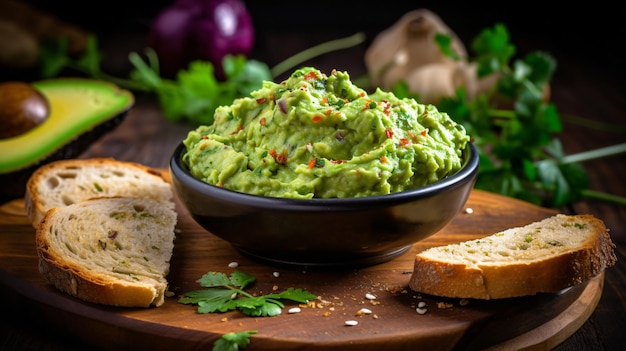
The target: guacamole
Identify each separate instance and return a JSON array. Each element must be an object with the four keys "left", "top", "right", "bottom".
[{"left": 182, "top": 67, "right": 470, "bottom": 199}]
